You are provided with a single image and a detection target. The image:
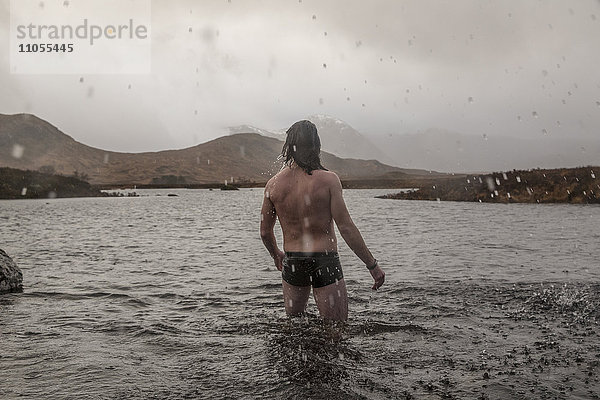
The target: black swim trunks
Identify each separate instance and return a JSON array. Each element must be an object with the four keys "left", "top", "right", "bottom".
[{"left": 282, "top": 251, "right": 344, "bottom": 288}]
